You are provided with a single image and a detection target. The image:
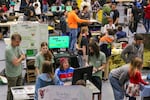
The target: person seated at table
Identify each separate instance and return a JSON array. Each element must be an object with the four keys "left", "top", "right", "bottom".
[
  {"left": 0, "top": 9, "right": 8, "bottom": 38},
  {"left": 115, "top": 25, "right": 128, "bottom": 43},
  {"left": 34, "top": 61, "right": 62, "bottom": 100},
  {"left": 1, "top": 3, "right": 8, "bottom": 12},
  {"left": 55, "top": 58, "right": 74, "bottom": 85},
  {"left": 103, "top": 18, "right": 116, "bottom": 34},
  {"left": 27, "top": 10, "right": 39, "bottom": 21}
]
